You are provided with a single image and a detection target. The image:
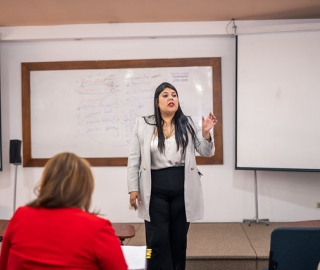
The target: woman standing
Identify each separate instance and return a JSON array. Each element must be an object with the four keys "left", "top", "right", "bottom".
[
  {"left": 0, "top": 152, "right": 128, "bottom": 270},
  {"left": 127, "top": 82, "right": 218, "bottom": 270}
]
